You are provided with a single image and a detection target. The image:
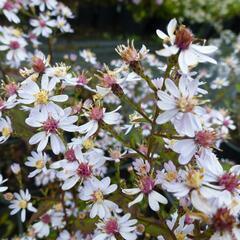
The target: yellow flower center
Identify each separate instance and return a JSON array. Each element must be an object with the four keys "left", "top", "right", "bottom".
[
  {"left": 19, "top": 200, "right": 27, "bottom": 209},
  {"left": 35, "top": 159, "right": 44, "bottom": 169},
  {"left": 54, "top": 68, "right": 67, "bottom": 77},
  {"left": 176, "top": 232, "right": 186, "bottom": 240},
  {"left": 165, "top": 171, "right": 177, "bottom": 182},
  {"left": 2, "top": 127, "right": 11, "bottom": 137},
  {"left": 177, "top": 97, "right": 198, "bottom": 112},
  {"left": 83, "top": 139, "right": 94, "bottom": 150},
  {"left": 34, "top": 90, "right": 48, "bottom": 104},
  {"left": 186, "top": 168, "right": 204, "bottom": 189},
  {"left": 93, "top": 190, "right": 104, "bottom": 202}
]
